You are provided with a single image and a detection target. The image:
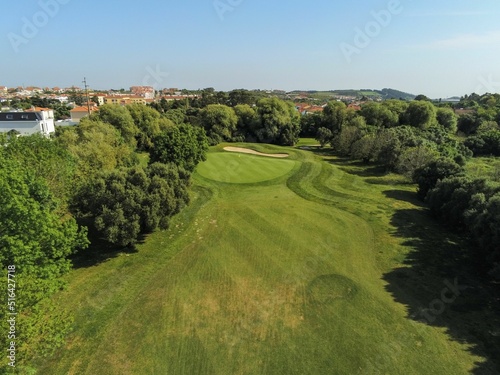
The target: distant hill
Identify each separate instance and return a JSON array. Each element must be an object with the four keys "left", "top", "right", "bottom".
[{"left": 289, "top": 88, "right": 416, "bottom": 101}]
